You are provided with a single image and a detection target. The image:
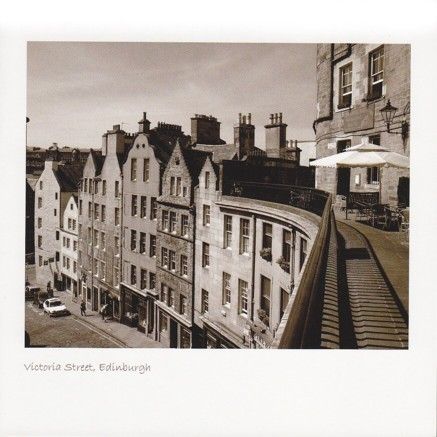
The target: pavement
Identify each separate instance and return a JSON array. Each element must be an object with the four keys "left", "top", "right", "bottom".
[
  {"left": 335, "top": 210, "right": 409, "bottom": 314},
  {"left": 25, "top": 264, "right": 162, "bottom": 348}
]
